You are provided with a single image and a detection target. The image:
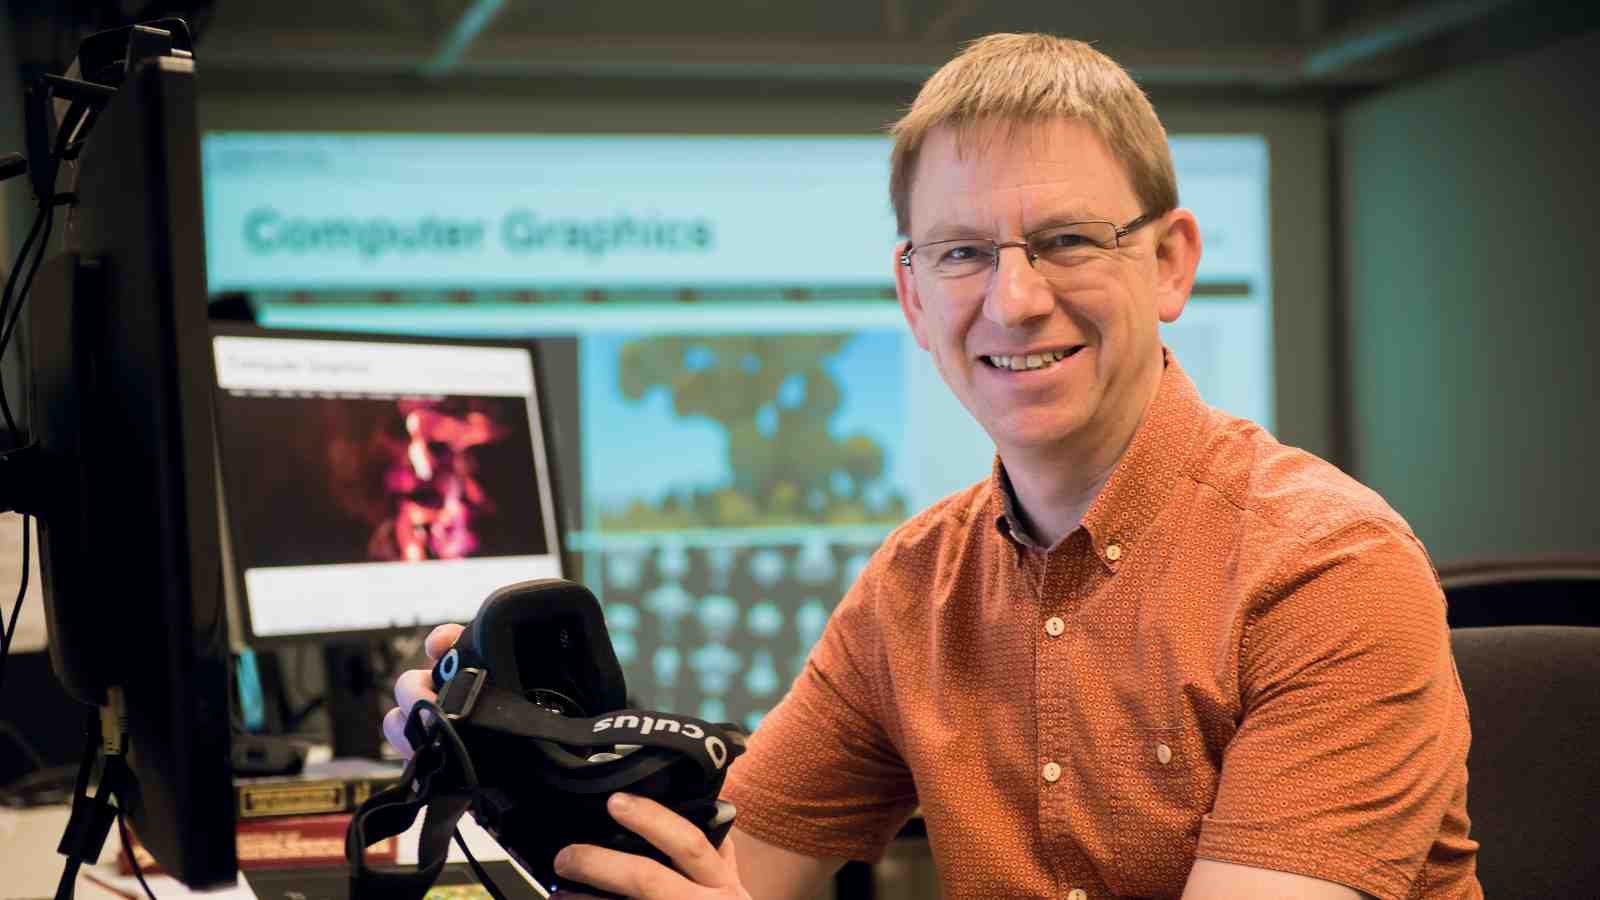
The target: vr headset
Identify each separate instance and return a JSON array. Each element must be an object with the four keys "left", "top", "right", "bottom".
[{"left": 345, "top": 579, "right": 747, "bottom": 898}]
